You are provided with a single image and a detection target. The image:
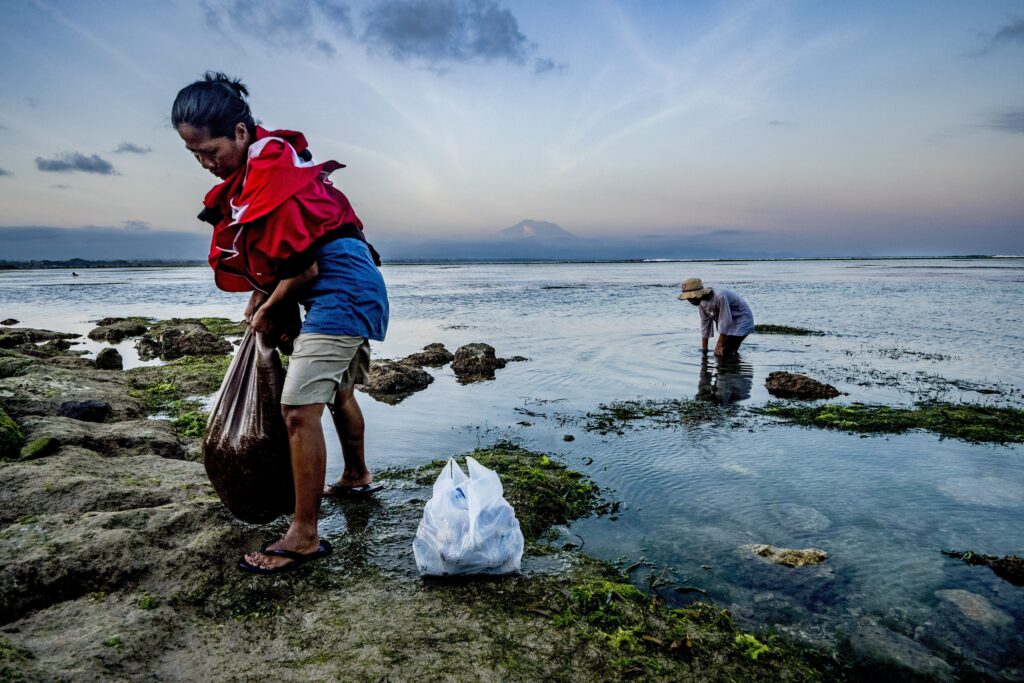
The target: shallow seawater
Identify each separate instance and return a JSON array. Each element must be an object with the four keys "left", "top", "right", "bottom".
[{"left": 2, "top": 258, "right": 1023, "bottom": 675}]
